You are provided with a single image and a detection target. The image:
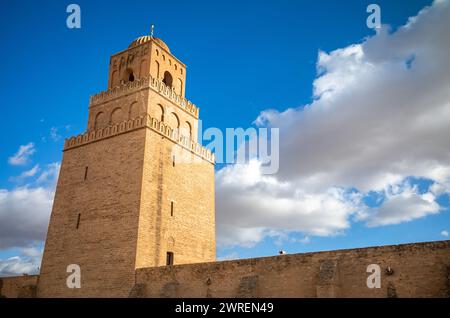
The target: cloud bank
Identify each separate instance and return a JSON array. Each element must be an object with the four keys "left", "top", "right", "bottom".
[{"left": 216, "top": 0, "right": 450, "bottom": 247}]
